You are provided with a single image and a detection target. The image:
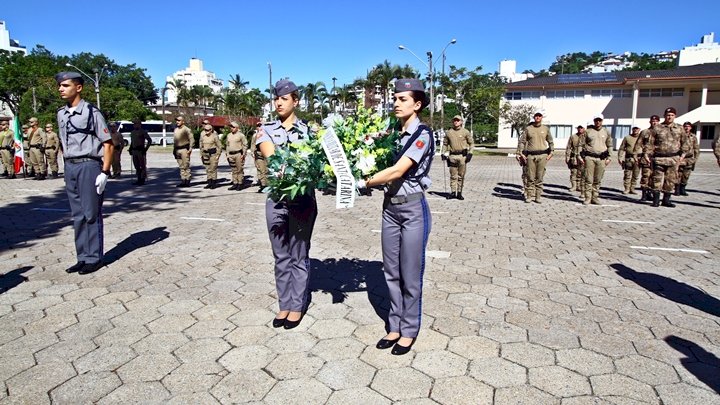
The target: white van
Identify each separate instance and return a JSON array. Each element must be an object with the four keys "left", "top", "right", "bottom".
[{"left": 116, "top": 120, "right": 175, "bottom": 146}]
